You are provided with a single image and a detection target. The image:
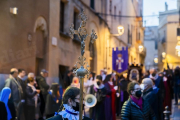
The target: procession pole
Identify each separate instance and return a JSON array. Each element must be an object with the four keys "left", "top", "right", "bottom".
[
  {"left": 69, "top": 10, "right": 98, "bottom": 120},
  {"left": 79, "top": 77, "right": 84, "bottom": 120}
]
